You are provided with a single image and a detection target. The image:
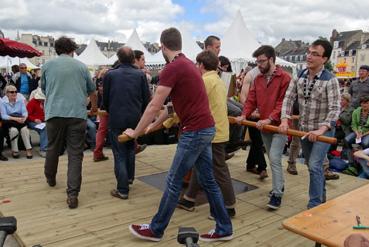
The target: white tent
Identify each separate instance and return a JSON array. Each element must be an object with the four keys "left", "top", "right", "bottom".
[
  {"left": 126, "top": 29, "right": 153, "bottom": 60},
  {"left": 108, "top": 29, "right": 158, "bottom": 65},
  {"left": 221, "top": 10, "right": 295, "bottom": 73},
  {"left": 0, "top": 56, "right": 38, "bottom": 69},
  {"left": 75, "top": 38, "right": 110, "bottom": 66},
  {"left": 180, "top": 28, "right": 203, "bottom": 61}
]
